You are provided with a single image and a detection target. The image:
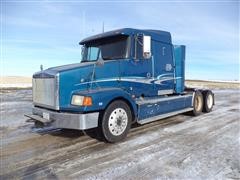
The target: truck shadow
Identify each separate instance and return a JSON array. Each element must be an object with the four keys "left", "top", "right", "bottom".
[
  {"left": 84, "top": 128, "right": 106, "bottom": 142},
  {"left": 32, "top": 115, "right": 187, "bottom": 142},
  {"left": 41, "top": 128, "right": 106, "bottom": 142},
  {"left": 52, "top": 129, "right": 85, "bottom": 138},
  {"left": 31, "top": 125, "right": 85, "bottom": 139},
  {"left": 33, "top": 126, "right": 104, "bottom": 141}
]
